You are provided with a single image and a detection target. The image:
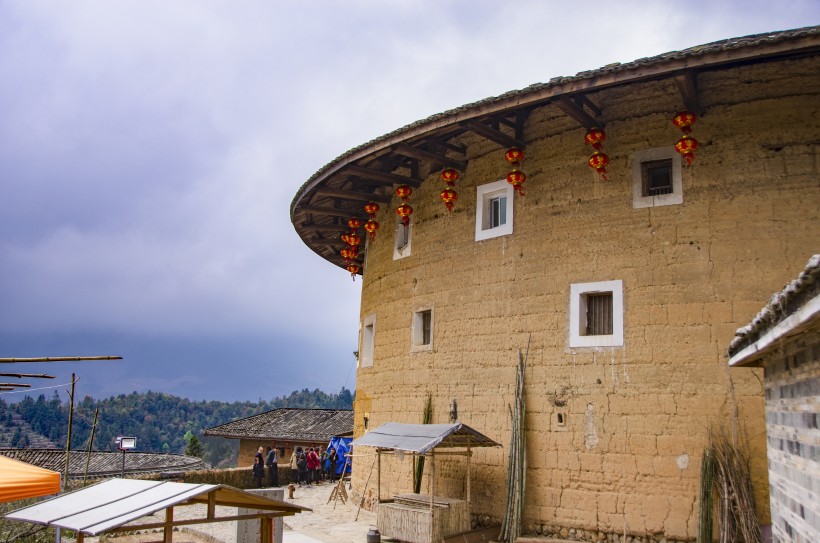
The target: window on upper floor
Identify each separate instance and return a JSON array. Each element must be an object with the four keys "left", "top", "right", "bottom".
[
  {"left": 393, "top": 222, "right": 412, "bottom": 260},
  {"left": 475, "top": 180, "right": 514, "bottom": 241},
  {"left": 632, "top": 147, "right": 683, "bottom": 208},
  {"left": 569, "top": 280, "right": 624, "bottom": 348},
  {"left": 411, "top": 308, "right": 433, "bottom": 352},
  {"left": 360, "top": 314, "right": 376, "bottom": 367}
]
